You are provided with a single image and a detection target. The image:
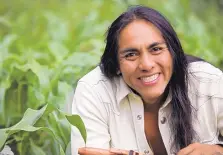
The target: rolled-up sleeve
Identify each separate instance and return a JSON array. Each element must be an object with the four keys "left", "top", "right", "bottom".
[{"left": 71, "top": 81, "right": 110, "bottom": 155}]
